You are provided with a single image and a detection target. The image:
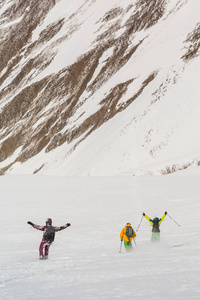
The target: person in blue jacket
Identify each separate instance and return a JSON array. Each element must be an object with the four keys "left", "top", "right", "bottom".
[{"left": 143, "top": 212, "right": 167, "bottom": 242}]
